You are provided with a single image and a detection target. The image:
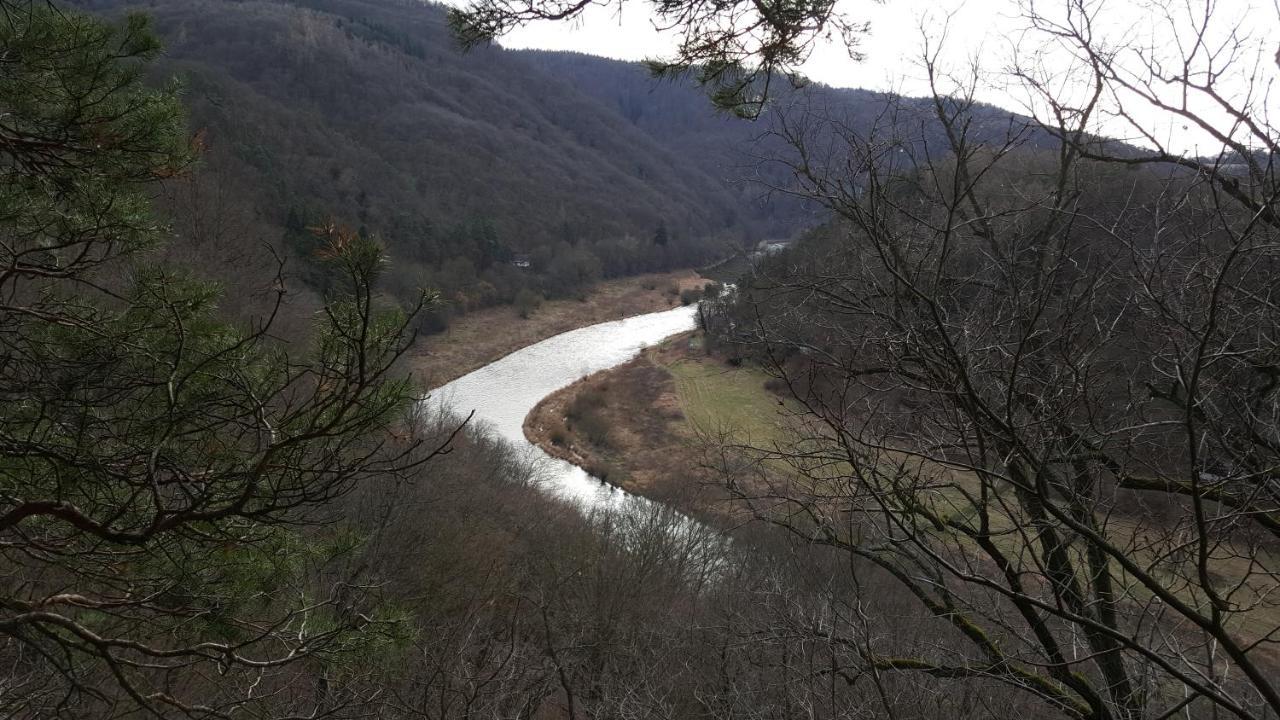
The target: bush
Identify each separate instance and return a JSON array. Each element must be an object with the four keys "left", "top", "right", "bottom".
[
  {"left": 567, "top": 386, "right": 607, "bottom": 419},
  {"left": 575, "top": 411, "right": 612, "bottom": 448},
  {"left": 583, "top": 458, "right": 615, "bottom": 482},
  {"left": 680, "top": 287, "right": 704, "bottom": 305},
  {"left": 414, "top": 306, "right": 451, "bottom": 335},
  {"left": 763, "top": 377, "right": 788, "bottom": 394},
  {"left": 567, "top": 386, "right": 611, "bottom": 448},
  {"left": 514, "top": 287, "right": 543, "bottom": 319},
  {"left": 547, "top": 419, "right": 569, "bottom": 446}
]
